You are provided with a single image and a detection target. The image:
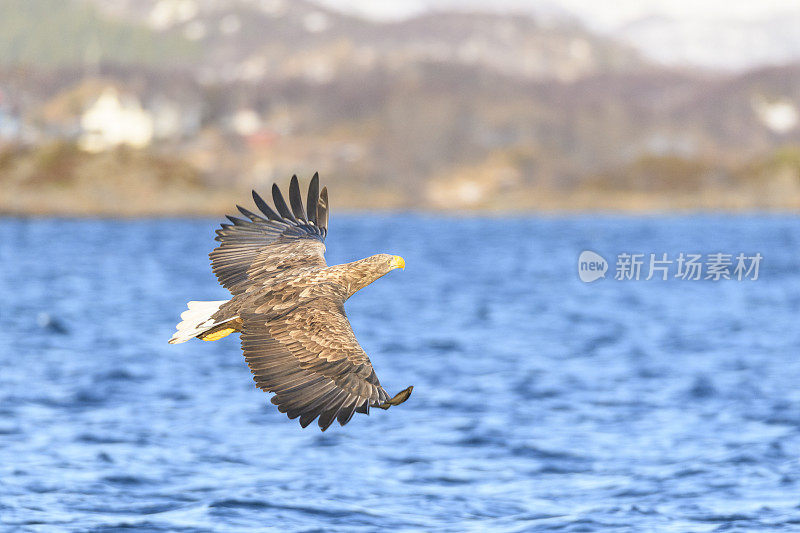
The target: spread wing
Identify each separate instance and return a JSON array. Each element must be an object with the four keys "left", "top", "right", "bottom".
[
  {"left": 210, "top": 174, "right": 330, "bottom": 295},
  {"left": 240, "top": 297, "right": 392, "bottom": 430}
]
